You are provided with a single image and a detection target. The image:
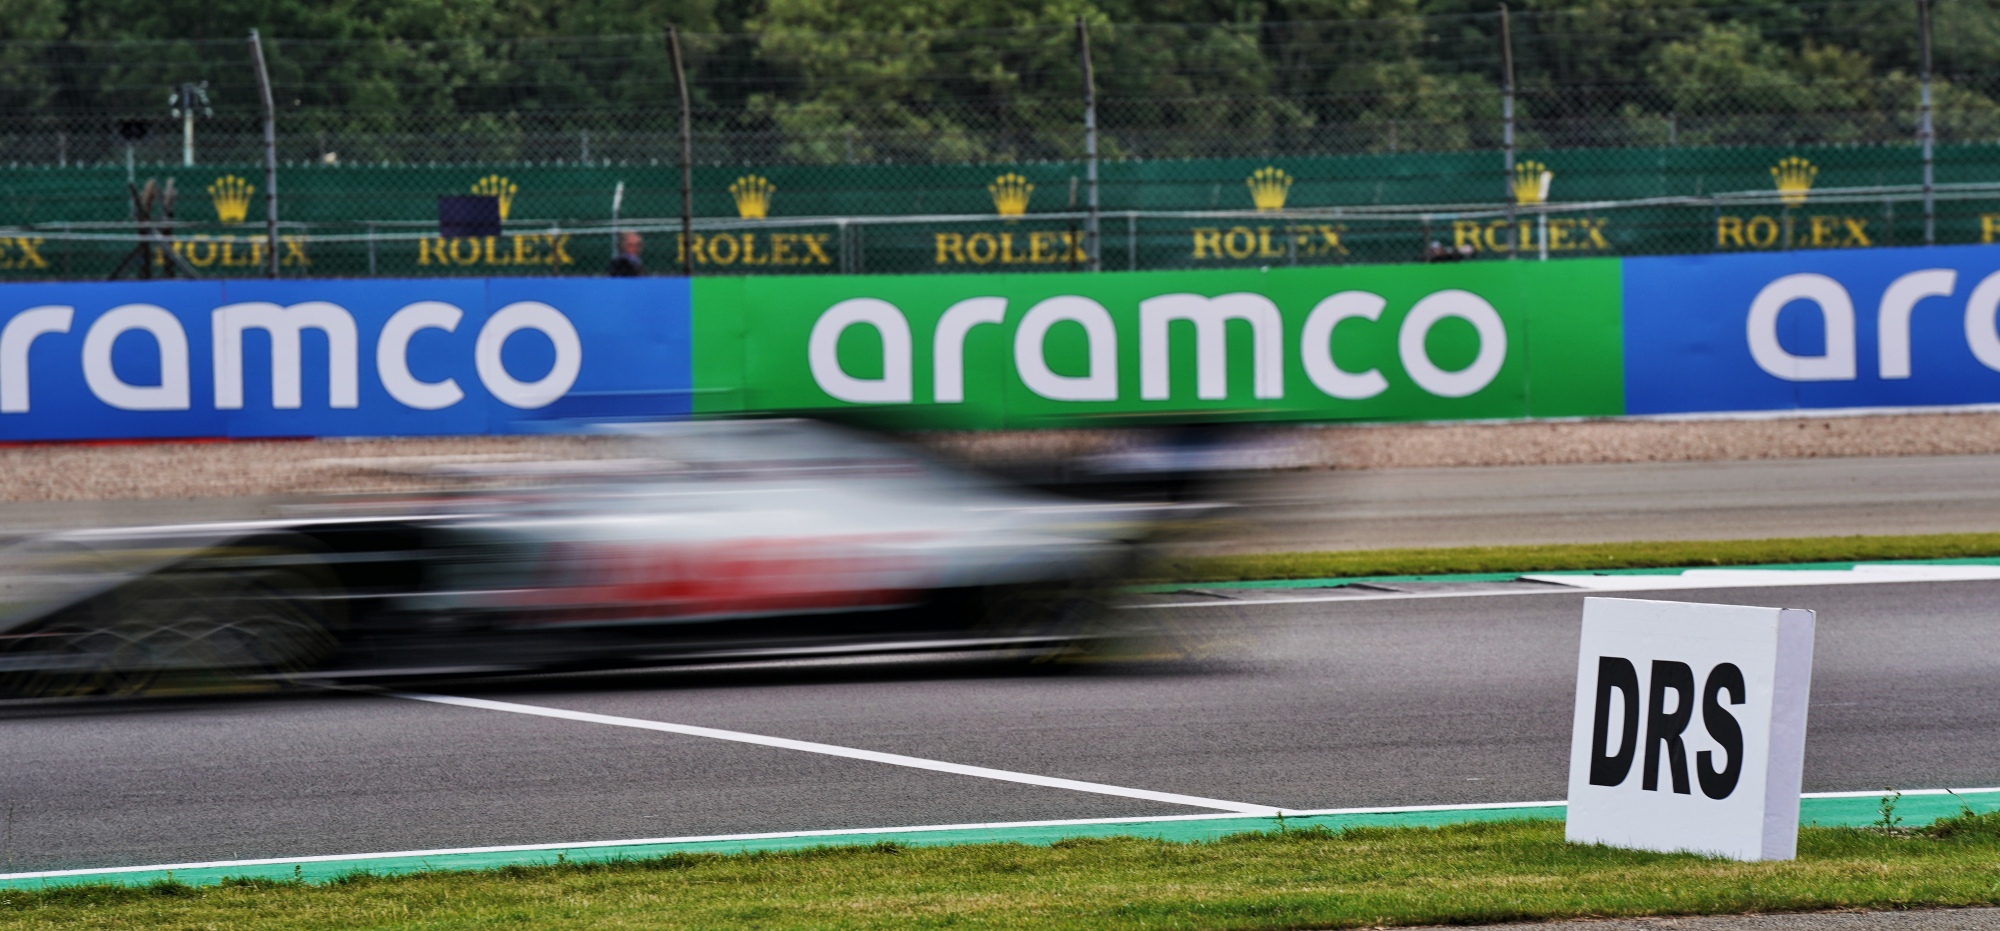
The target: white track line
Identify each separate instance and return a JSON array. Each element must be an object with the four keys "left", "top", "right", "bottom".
[
  {"left": 1140, "top": 564, "right": 2000, "bottom": 608},
  {"left": 386, "top": 690, "right": 1283, "bottom": 815},
  {"left": 6, "top": 787, "right": 1994, "bottom": 883}
]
